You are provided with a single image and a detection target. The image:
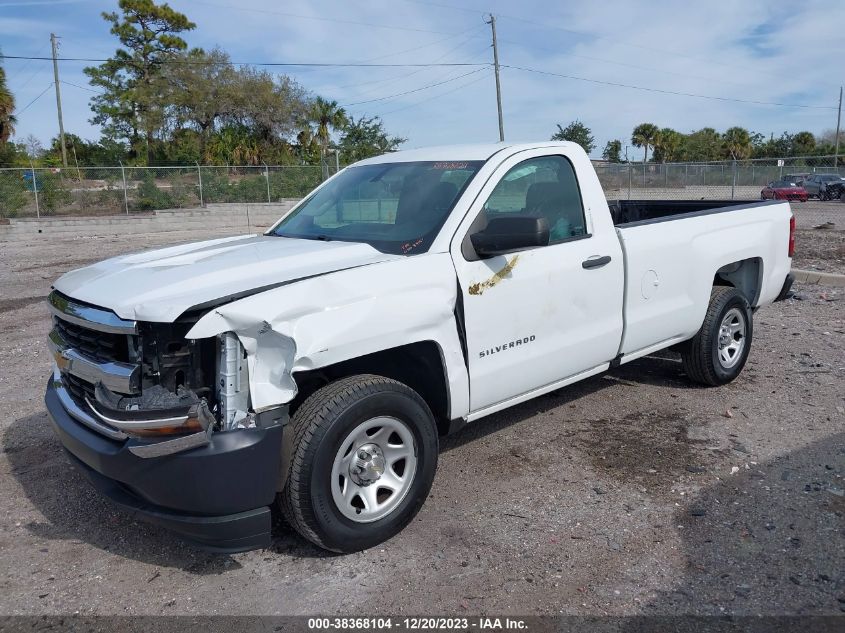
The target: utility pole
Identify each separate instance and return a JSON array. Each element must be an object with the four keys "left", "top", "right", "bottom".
[
  {"left": 50, "top": 33, "right": 68, "bottom": 168},
  {"left": 485, "top": 14, "right": 504, "bottom": 142},
  {"left": 835, "top": 86, "right": 842, "bottom": 168}
]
